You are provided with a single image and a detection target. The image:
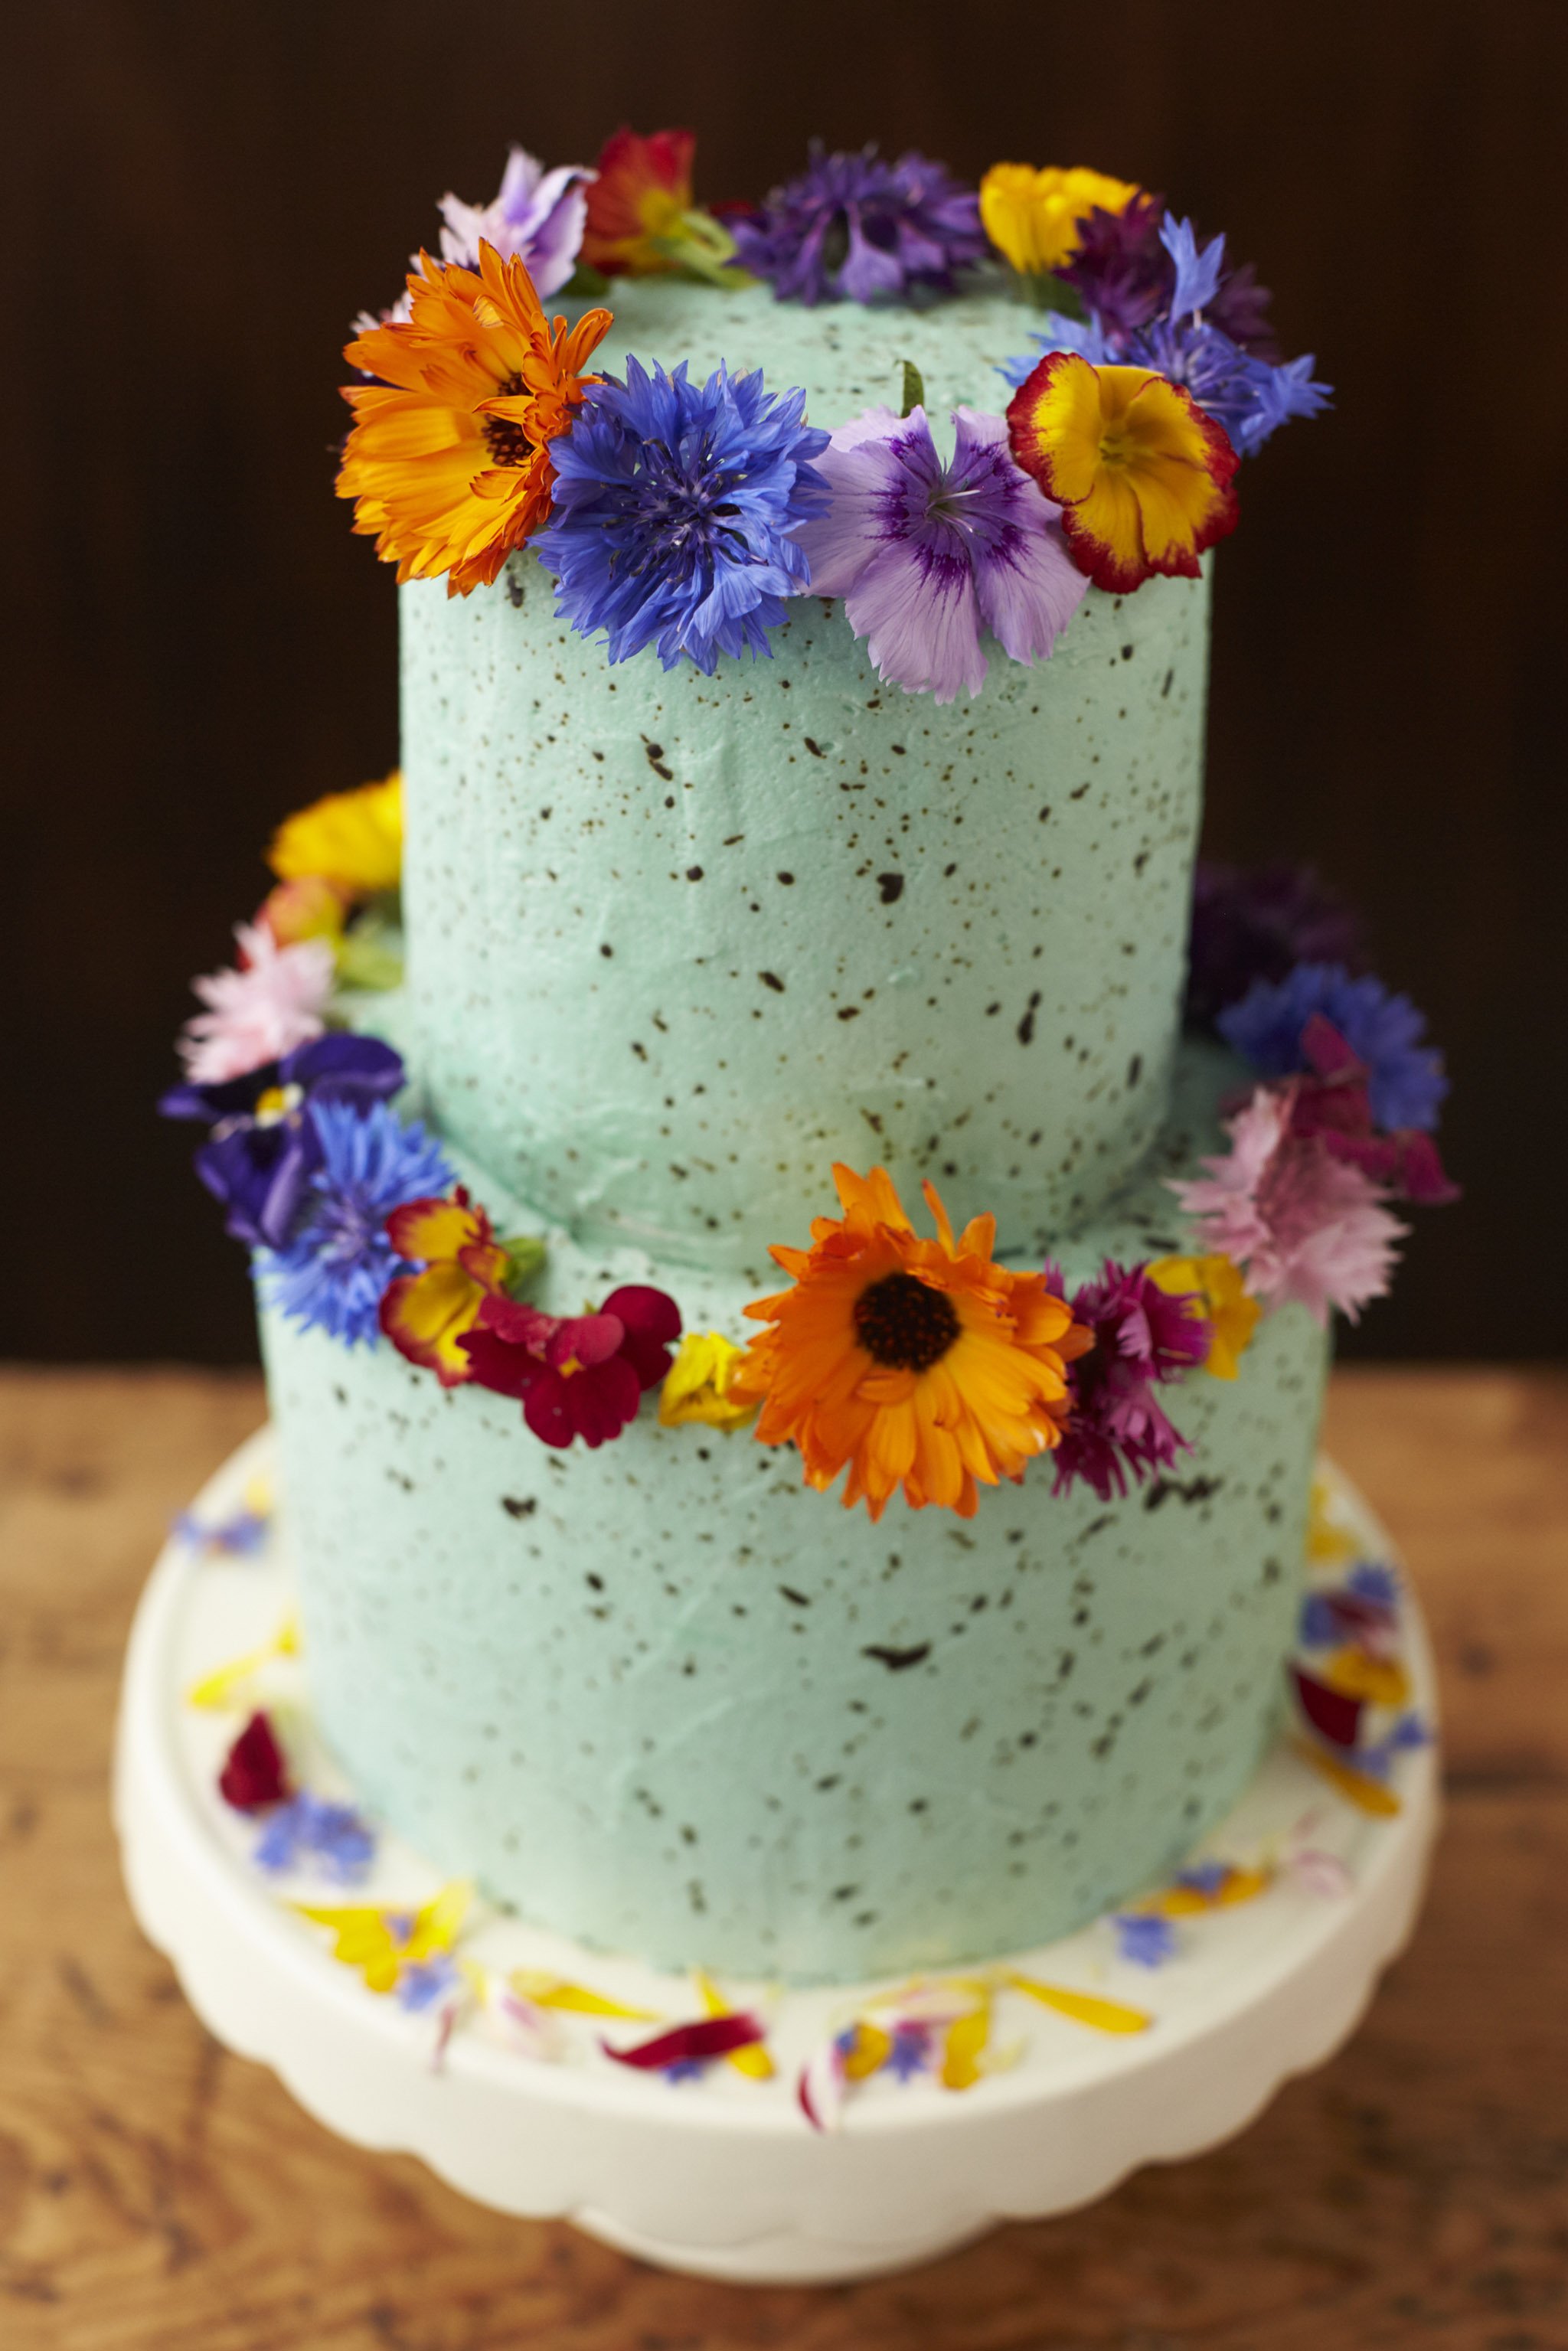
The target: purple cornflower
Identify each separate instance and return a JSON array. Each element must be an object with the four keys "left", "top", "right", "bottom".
[
  {"left": 160, "top": 1033, "right": 406, "bottom": 1250},
  {"left": 730, "top": 144, "right": 985, "bottom": 305},
  {"left": 256, "top": 1100, "right": 452, "bottom": 1347},
  {"left": 1184, "top": 864, "right": 1367, "bottom": 1030},
  {"left": 1112, "top": 1914, "right": 1178, "bottom": 1968},
  {"left": 1218, "top": 964, "right": 1448, "bottom": 1134},
  {"left": 436, "top": 145, "right": 591, "bottom": 297},
  {"left": 535, "top": 358, "right": 828, "bottom": 674},
  {"left": 792, "top": 405, "right": 1087, "bottom": 702},
  {"left": 253, "top": 1793, "right": 377, "bottom": 1883},
  {"left": 1050, "top": 1260, "right": 1211, "bottom": 1503},
  {"left": 1059, "top": 194, "right": 1171, "bottom": 339}
]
